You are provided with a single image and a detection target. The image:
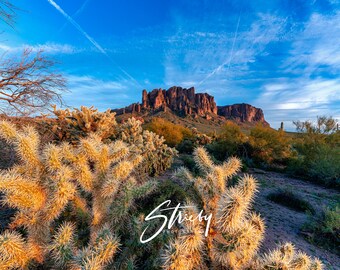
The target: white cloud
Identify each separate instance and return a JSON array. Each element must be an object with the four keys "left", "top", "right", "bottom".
[
  {"left": 282, "top": 11, "right": 340, "bottom": 74},
  {"left": 256, "top": 77, "right": 340, "bottom": 130},
  {"left": 0, "top": 42, "right": 80, "bottom": 55},
  {"left": 163, "top": 12, "right": 288, "bottom": 94},
  {"left": 63, "top": 75, "right": 139, "bottom": 110}
]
